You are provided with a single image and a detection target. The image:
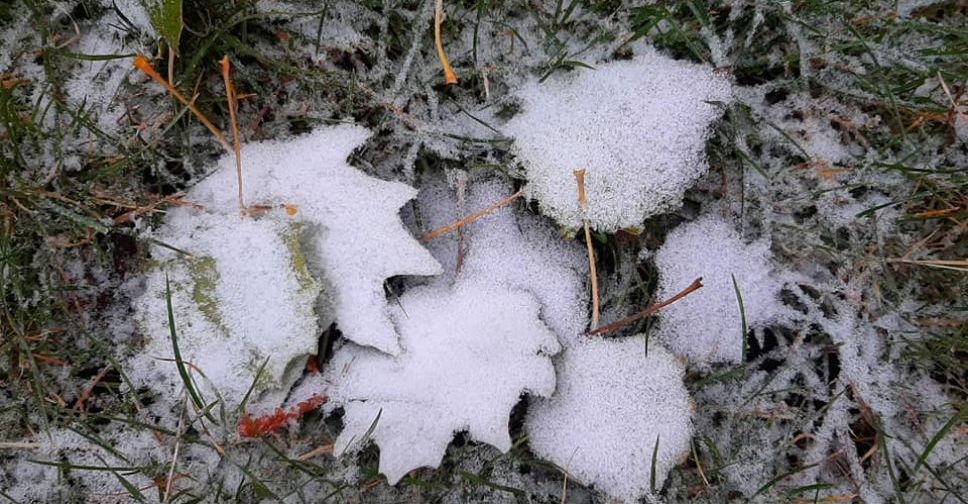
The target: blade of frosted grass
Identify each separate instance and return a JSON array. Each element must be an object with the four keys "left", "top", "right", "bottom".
[
  {"left": 731, "top": 274, "right": 748, "bottom": 362},
  {"left": 238, "top": 356, "right": 270, "bottom": 415},
  {"left": 96, "top": 454, "right": 147, "bottom": 502},
  {"left": 876, "top": 428, "right": 905, "bottom": 503},
  {"left": 164, "top": 274, "right": 217, "bottom": 424},
  {"left": 914, "top": 403, "right": 968, "bottom": 473},
  {"left": 650, "top": 435, "right": 660, "bottom": 493}
]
